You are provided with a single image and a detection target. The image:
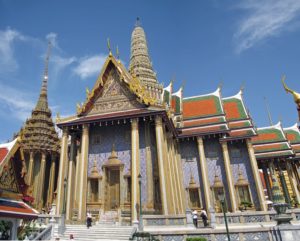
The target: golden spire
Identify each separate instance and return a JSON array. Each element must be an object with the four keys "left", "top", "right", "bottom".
[
  {"left": 281, "top": 75, "right": 300, "bottom": 105},
  {"left": 116, "top": 45, "right": 120, "bottom": 63},
  {"left": 107, "top": 38, "right": 112, "bottom": 56},
  {"left": 264, "top": 96, "right": 273, "bottom": 125}
]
